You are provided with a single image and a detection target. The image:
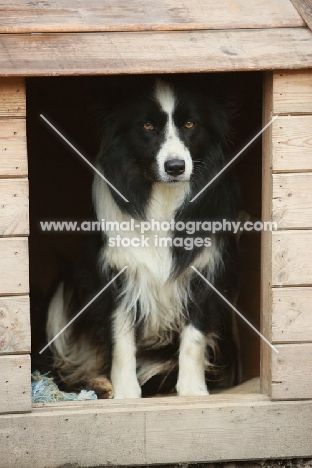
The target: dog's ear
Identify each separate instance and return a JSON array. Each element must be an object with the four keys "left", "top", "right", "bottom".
[
  {"left": 90, "top": 75, "right": 154, "bottom": 108},
  {"left": 89, "top": 76, "right": 118, "bottom": 113},
  {"left": 195, "top": 74, "right": 241, "bottom": 150},
  {"left": 89, "top": 75, "right": 152, "bottom": 128},
  {"left": 88, "top": 76, "right": 121, "bottom": 140}
]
